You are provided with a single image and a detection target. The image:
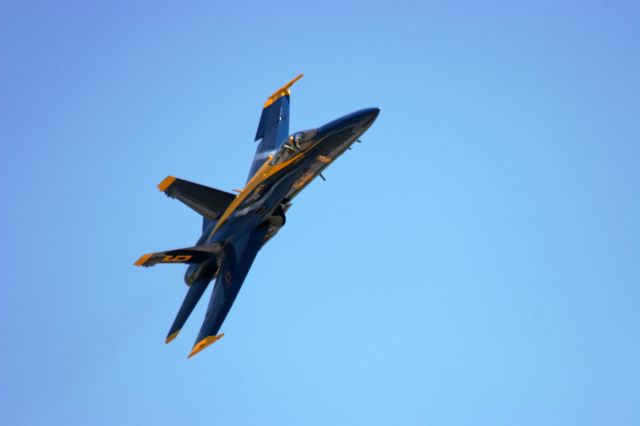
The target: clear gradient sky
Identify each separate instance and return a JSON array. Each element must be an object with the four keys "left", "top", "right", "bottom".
[{"left": 1, "top": 1, "right": 639, "bottom": 425}]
